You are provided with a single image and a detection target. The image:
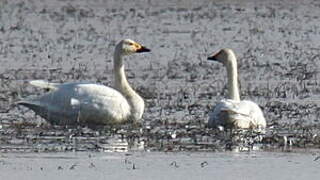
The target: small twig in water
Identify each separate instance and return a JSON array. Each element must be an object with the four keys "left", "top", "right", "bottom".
[
  {"left": 170, "top": 161, "right": 179, "bottom": 168},
  {"left": 89, "top": 162, "right": 96, "bottom": 168},
  {"left": 314, "top": 156, "right": 320, "bottom": 161},
  {"left": 200, "top": 161, "right": 208, "bottom": 168},
  {"left": 69, "top": 164, "right": 77, "bottom": 170}
]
